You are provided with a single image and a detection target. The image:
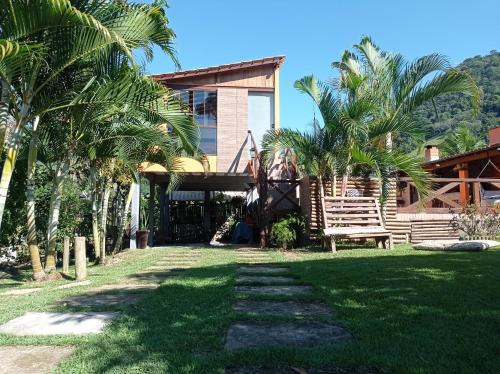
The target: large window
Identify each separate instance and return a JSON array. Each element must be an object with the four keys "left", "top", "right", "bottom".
[{"left": 177, "top": 90, "right": 217, "bottom": 155}]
